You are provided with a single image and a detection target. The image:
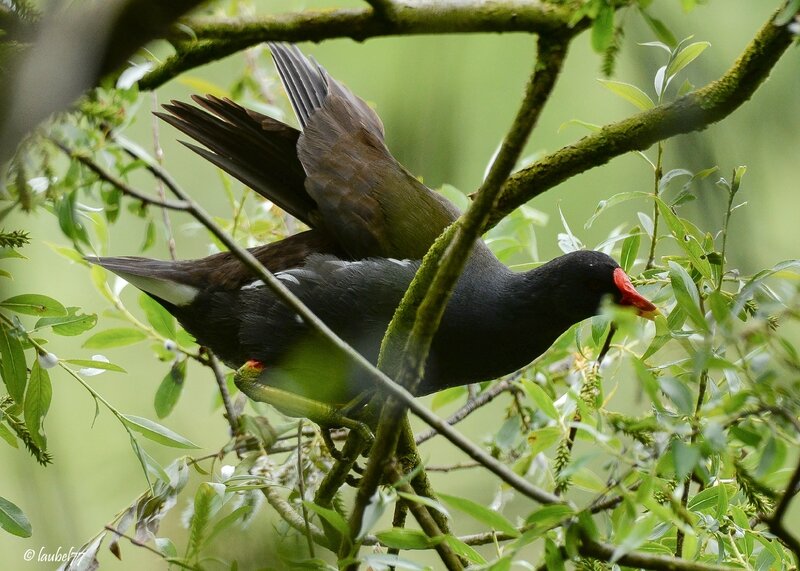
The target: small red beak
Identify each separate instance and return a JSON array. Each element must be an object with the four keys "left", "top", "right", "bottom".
[{"left": 613, "top": 267, "right": 659, "bottom": 320}]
